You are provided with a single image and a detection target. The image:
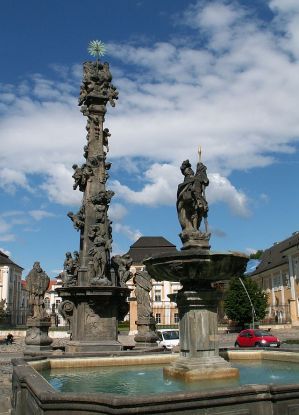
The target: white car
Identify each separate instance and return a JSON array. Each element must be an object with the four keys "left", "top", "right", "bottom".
[{"left": 156, "top": 329, "right": 180, "bottom": 350}]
